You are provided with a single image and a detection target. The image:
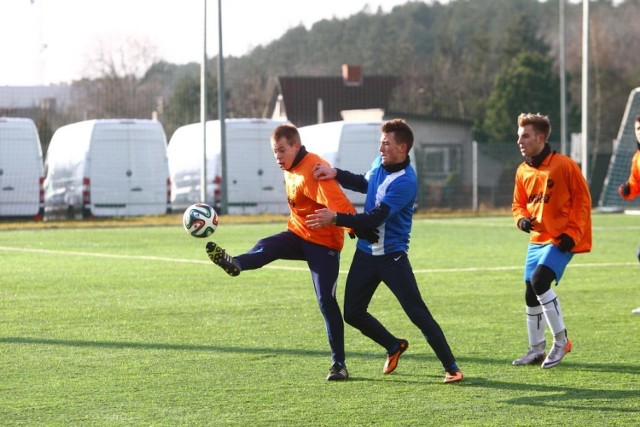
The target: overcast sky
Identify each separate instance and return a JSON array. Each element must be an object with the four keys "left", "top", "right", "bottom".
[{"left": 0, "top": 0, "right": 416, "bottom": 86}]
